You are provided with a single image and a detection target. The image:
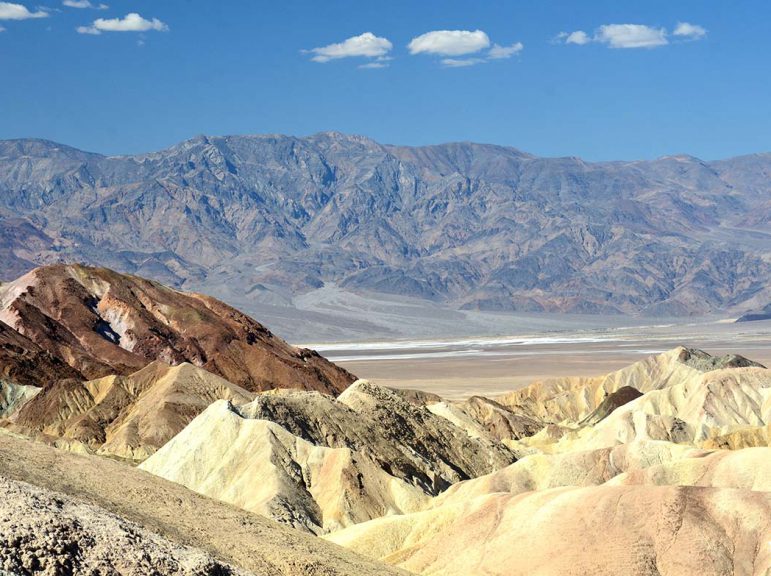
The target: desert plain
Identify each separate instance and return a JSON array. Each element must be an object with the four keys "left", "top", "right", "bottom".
[{"left": 315, "top": 317, "right": 771, "bottom": 398}]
